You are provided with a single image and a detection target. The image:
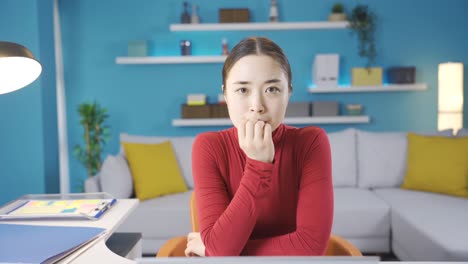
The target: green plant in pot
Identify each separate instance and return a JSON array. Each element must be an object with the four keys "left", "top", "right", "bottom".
[
  {"left": 74, "top": 101, "right": 111, "bottom": 186},
  {"left": 348, "top": 4, "right": 377, "bottom": 68},
  {"left": 348, "top": 4, "right": 382, "bottom": 86},
  {"left": 329, "top": 3, "right": 347, "bottom": 21}
]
